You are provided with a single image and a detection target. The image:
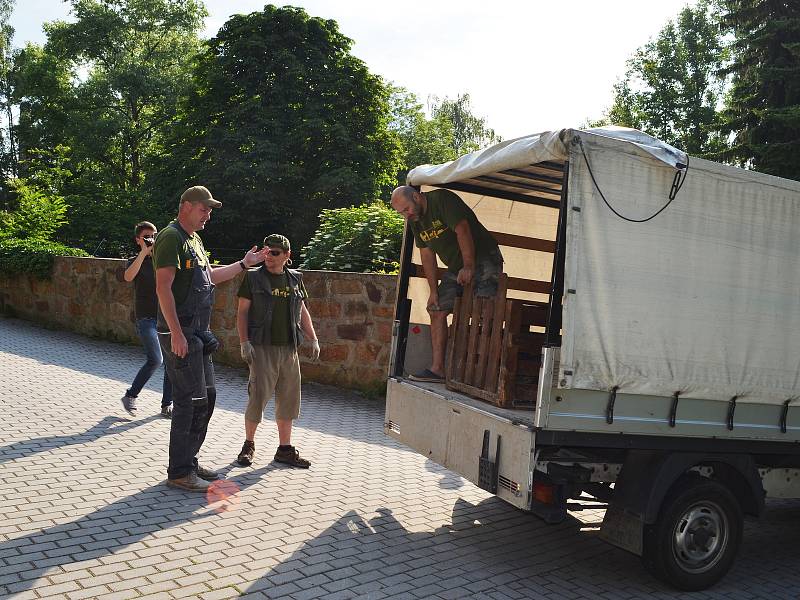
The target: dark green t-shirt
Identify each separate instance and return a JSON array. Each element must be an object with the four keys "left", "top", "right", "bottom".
[
  {"left": 411, "top": 188, "right": 499, "bottom": 273},
  {"left": 237, "top": 270, "right": 308, "bottom": 346},
  {"left": 152, "top": 222, "right": 208, "bottom": 306}
]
